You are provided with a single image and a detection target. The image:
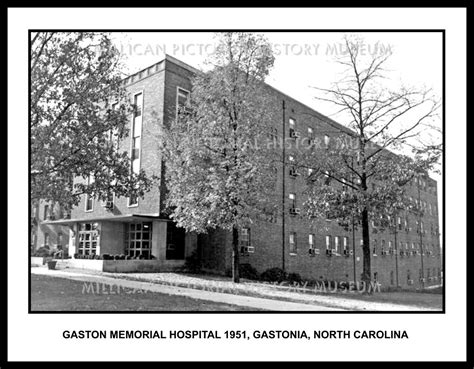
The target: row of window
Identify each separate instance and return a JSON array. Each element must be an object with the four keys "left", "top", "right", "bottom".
[
  {"left": 383, "top": 267, "right": 442, "bottom": 285},
  {"left": 371, "top": 240, "right": 440, "bottom": 256},
  {"left": 240, "top": 228, "right": 352, "bottom": 256},
  {"left": 40, "top": 232, "right": 65, "bottom": 247},
  {"left": 84, "top": 91, "right": 145, "bottom": 211},
  {"left": 288, "top": 118, "right": 330, "bottom": 148},
  {"left": 405, "top": 267, "right": 442, "bottom": 284},
  {"left": 372, "top": 216, "right": 440, "bottom": 236},
  {"left": 129, "top": 91, "right": 143, "bottom": 207},
  {"left": 406, "top": 196, "right": 438, "bottom": 216},
  {"left": 76, "top": 222, "right": 154, "bottom": 258},
  {"left": 240, "top": 226, "right": 440, "bottom": 259},
  {"left": 286, "top": 193, "right": 439, "bottom": 234},
  {"left": 40, "top": 204, "right": 70, "bottom": 221},
  {"left": 412, "top": 177, "right": 437, "bottom": 195},
  {"left": 83, "top": 87, "right": 191, "bottom": 212}
]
